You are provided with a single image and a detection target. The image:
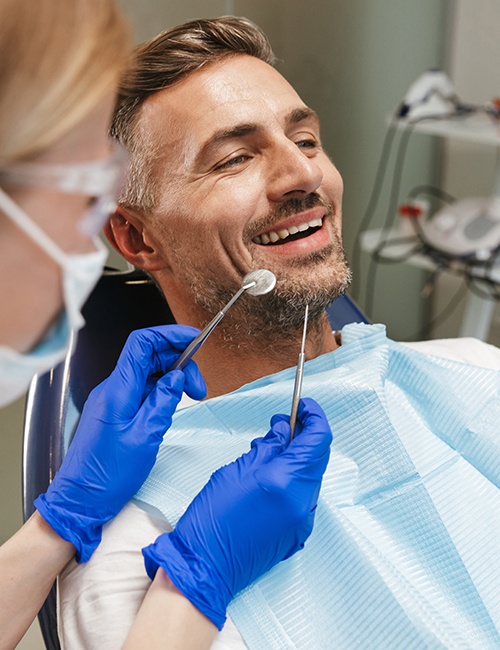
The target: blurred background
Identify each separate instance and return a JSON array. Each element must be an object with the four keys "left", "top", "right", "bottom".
[{"left": 3, "top": 1, "right": 498, "bottom": 645}]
